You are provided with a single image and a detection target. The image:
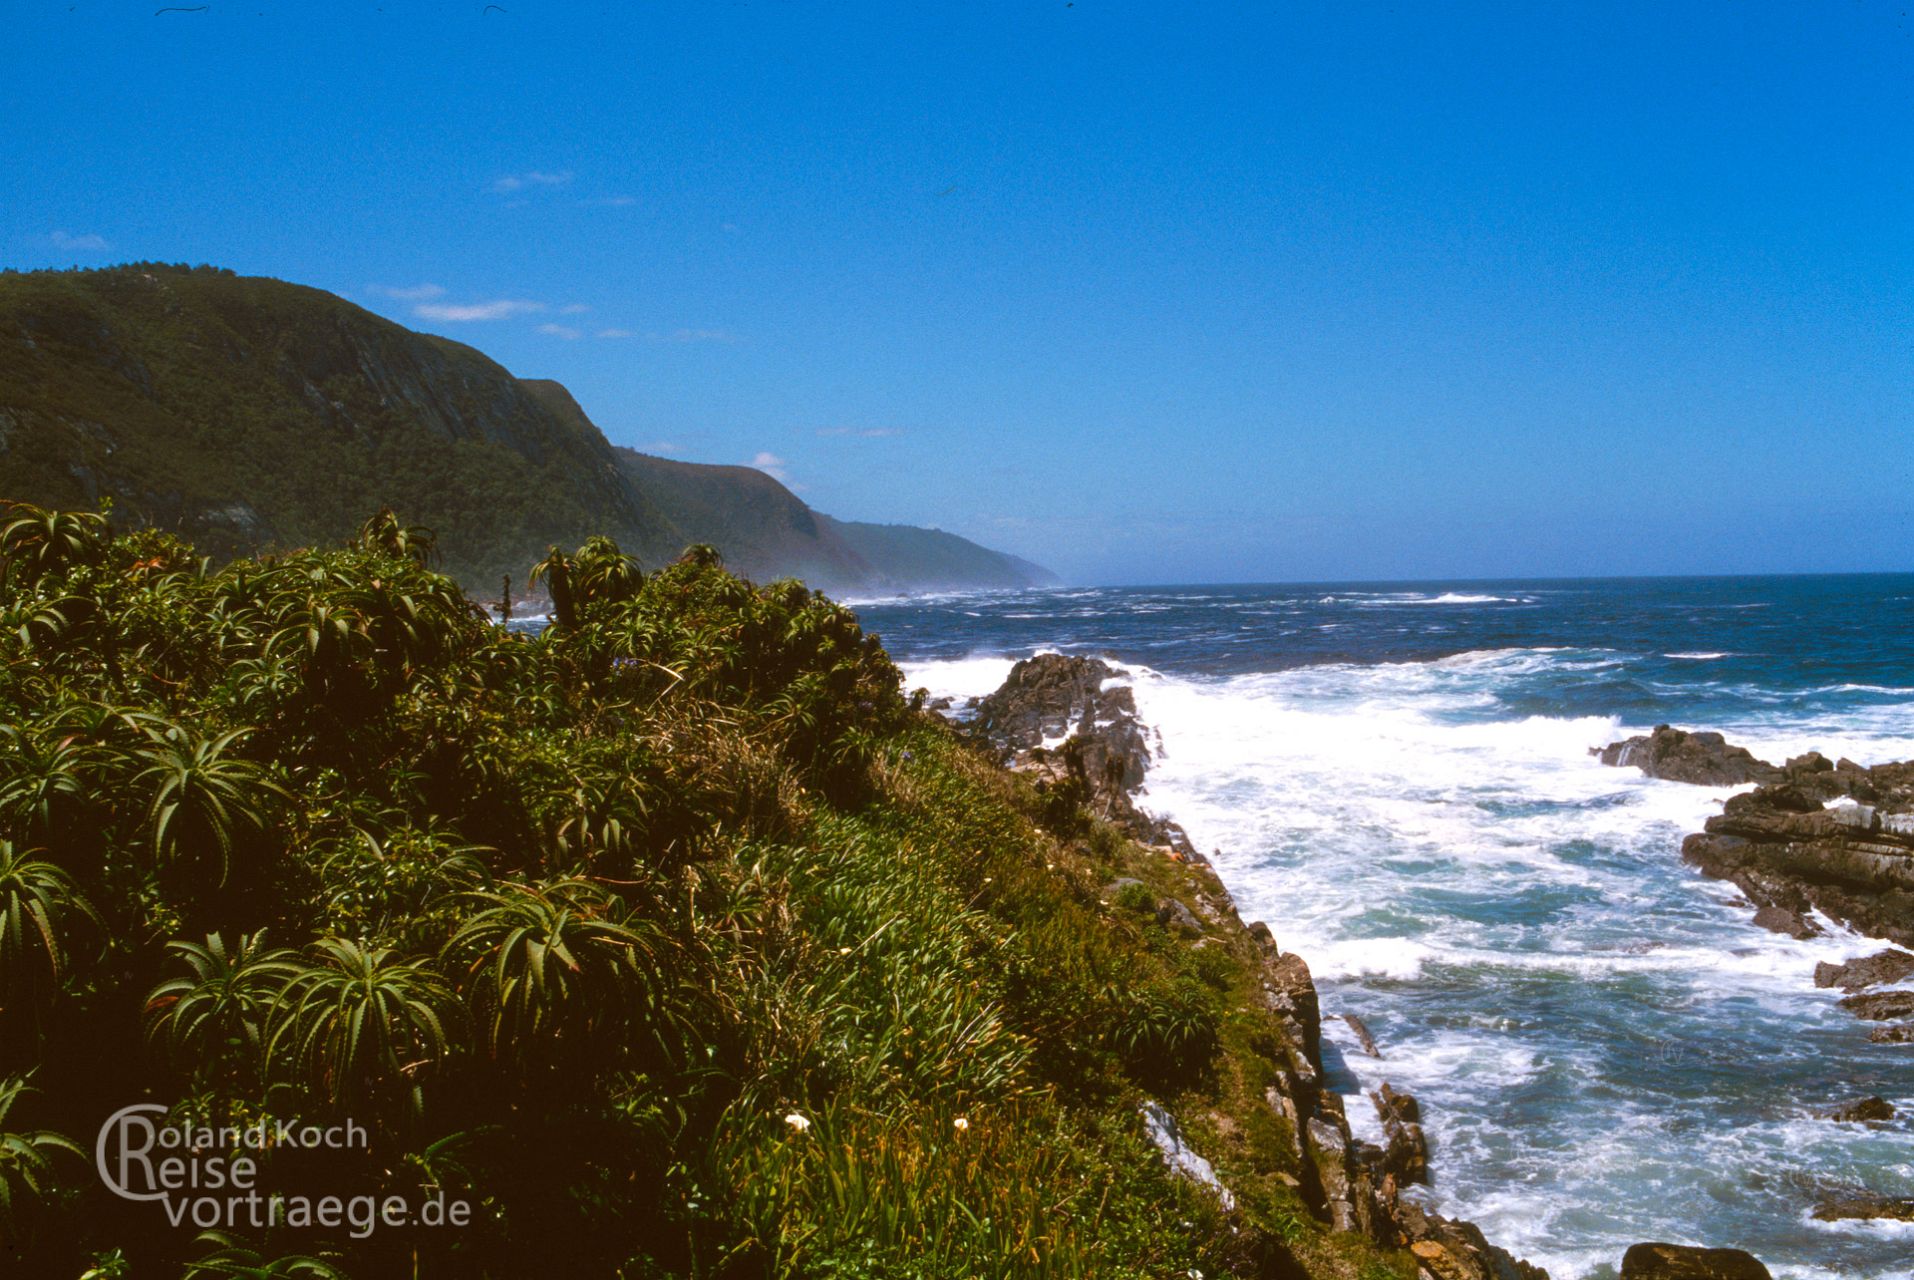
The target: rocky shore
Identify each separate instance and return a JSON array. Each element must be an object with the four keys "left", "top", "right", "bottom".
[
  {"left": 1595, "top": 724, "right": 1914, "bottom": 1039},
  {"left": 941, "top": 657, "right": 1794, "bottom": 1279},
  {"left": 950, "top": 654, "right": 1547, "bottom": 1277},
  {"left": 1598, "top": 724, "right": 1914, "bottom": 1223}
]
